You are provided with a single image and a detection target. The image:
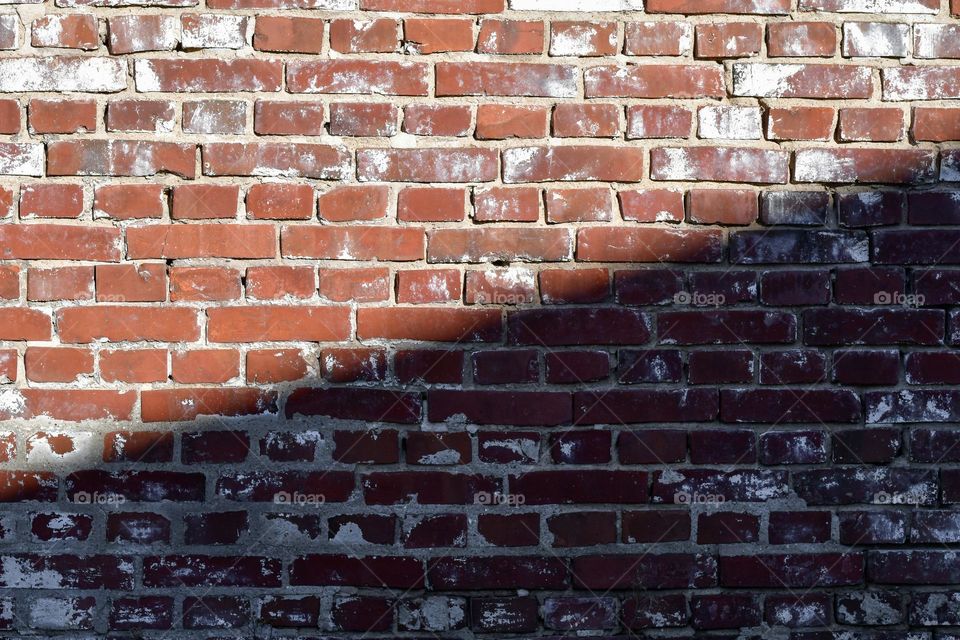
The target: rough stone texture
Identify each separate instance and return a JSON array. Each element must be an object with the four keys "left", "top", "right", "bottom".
[{"left": 0, "top": 0, "right": 958, "bottom": 636}]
